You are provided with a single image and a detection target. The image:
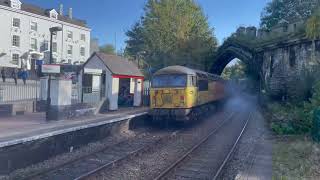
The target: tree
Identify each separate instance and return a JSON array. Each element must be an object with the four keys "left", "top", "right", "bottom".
[
  {"left": 222, "top": 60, "right": 246, "bottom": 80},
  {"left": 260, "top": 0, "right": 320, "bottom": 30},
  {"left": 306, "top": 8, "right": 320, "bottom": 39},
  {"left": 306, "top": 8, "right": 320, "bottom": 65},
  {"left": 125, "top": 0, "right": 217, "bottom": 71},
  {"left": 100, "top": 44, "right": 116, "bottom": 55}
]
